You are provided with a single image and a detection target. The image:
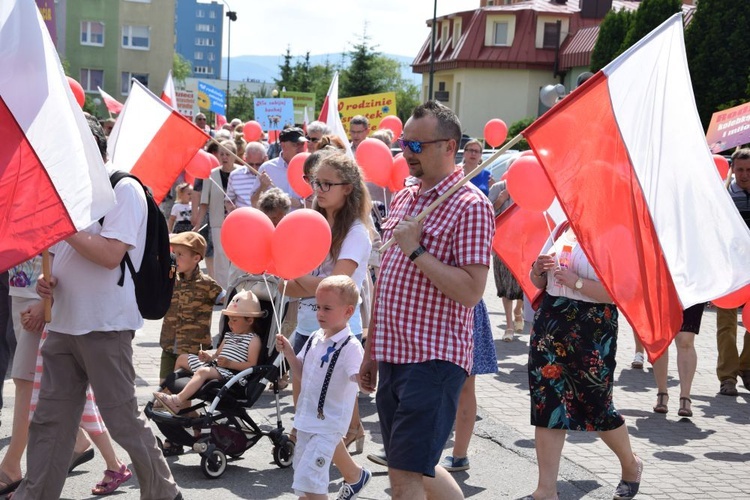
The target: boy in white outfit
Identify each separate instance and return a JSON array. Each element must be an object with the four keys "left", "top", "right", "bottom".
[{"left": 276, "top": 276, "right": 370, "bottom": 500}]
